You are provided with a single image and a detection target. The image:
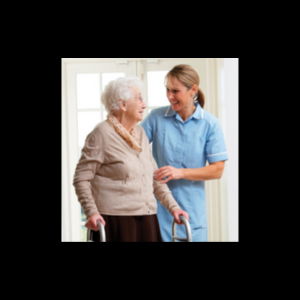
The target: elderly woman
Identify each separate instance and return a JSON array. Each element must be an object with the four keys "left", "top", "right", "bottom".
[{"left": 73, "top": 77, "right": 189, "bottom": 242}]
